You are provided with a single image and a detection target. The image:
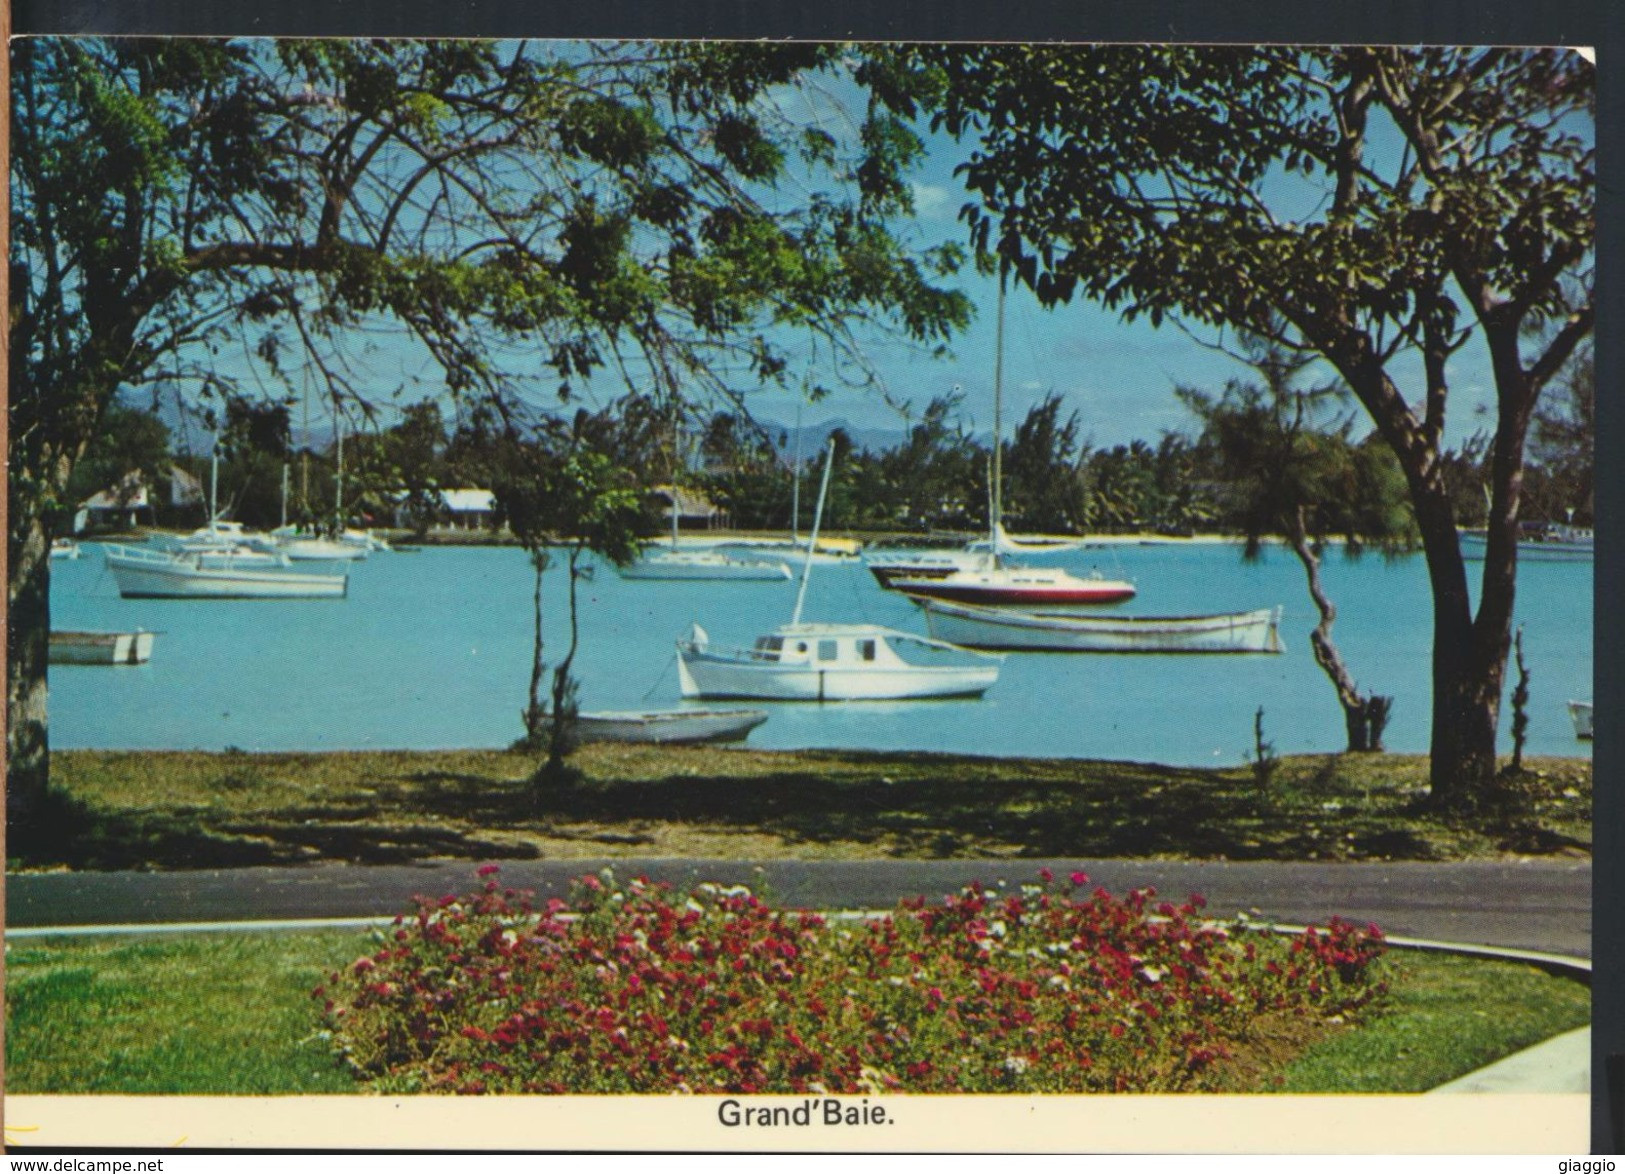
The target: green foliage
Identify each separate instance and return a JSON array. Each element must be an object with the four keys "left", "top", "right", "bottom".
[
  {"left": 1180, "top": 344, "right": 1416, "bottom": 556},
  {"left": 1003, "top": 393, "right": 1088, "bottom": 533}
]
